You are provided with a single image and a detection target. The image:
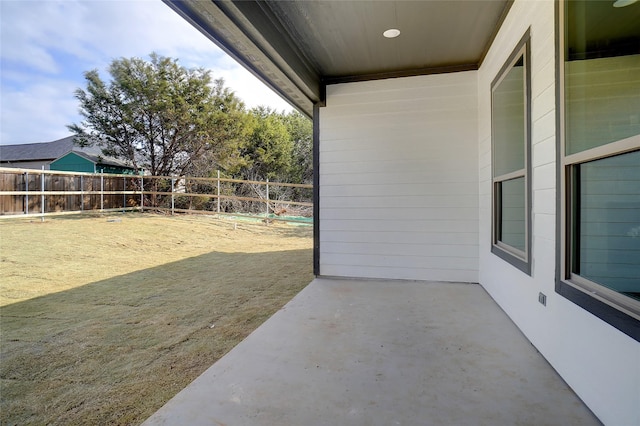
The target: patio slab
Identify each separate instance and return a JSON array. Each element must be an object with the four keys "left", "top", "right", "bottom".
[{"left": 143, "top": 278, "right": 600, "bottom": 425}]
